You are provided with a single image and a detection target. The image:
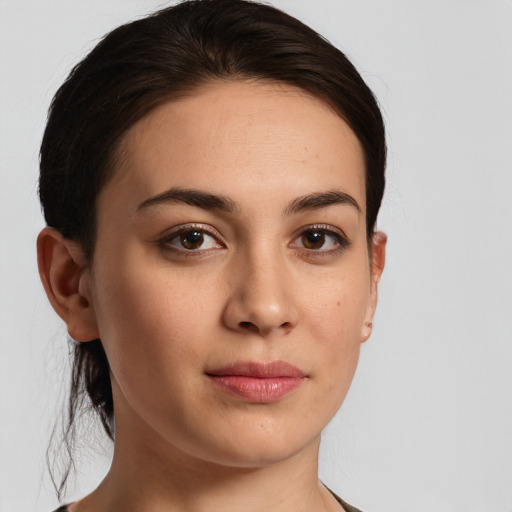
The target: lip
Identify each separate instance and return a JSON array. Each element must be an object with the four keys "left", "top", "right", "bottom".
[{"left": 206, "top": 361, "right": 306, "bottom": 403}]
